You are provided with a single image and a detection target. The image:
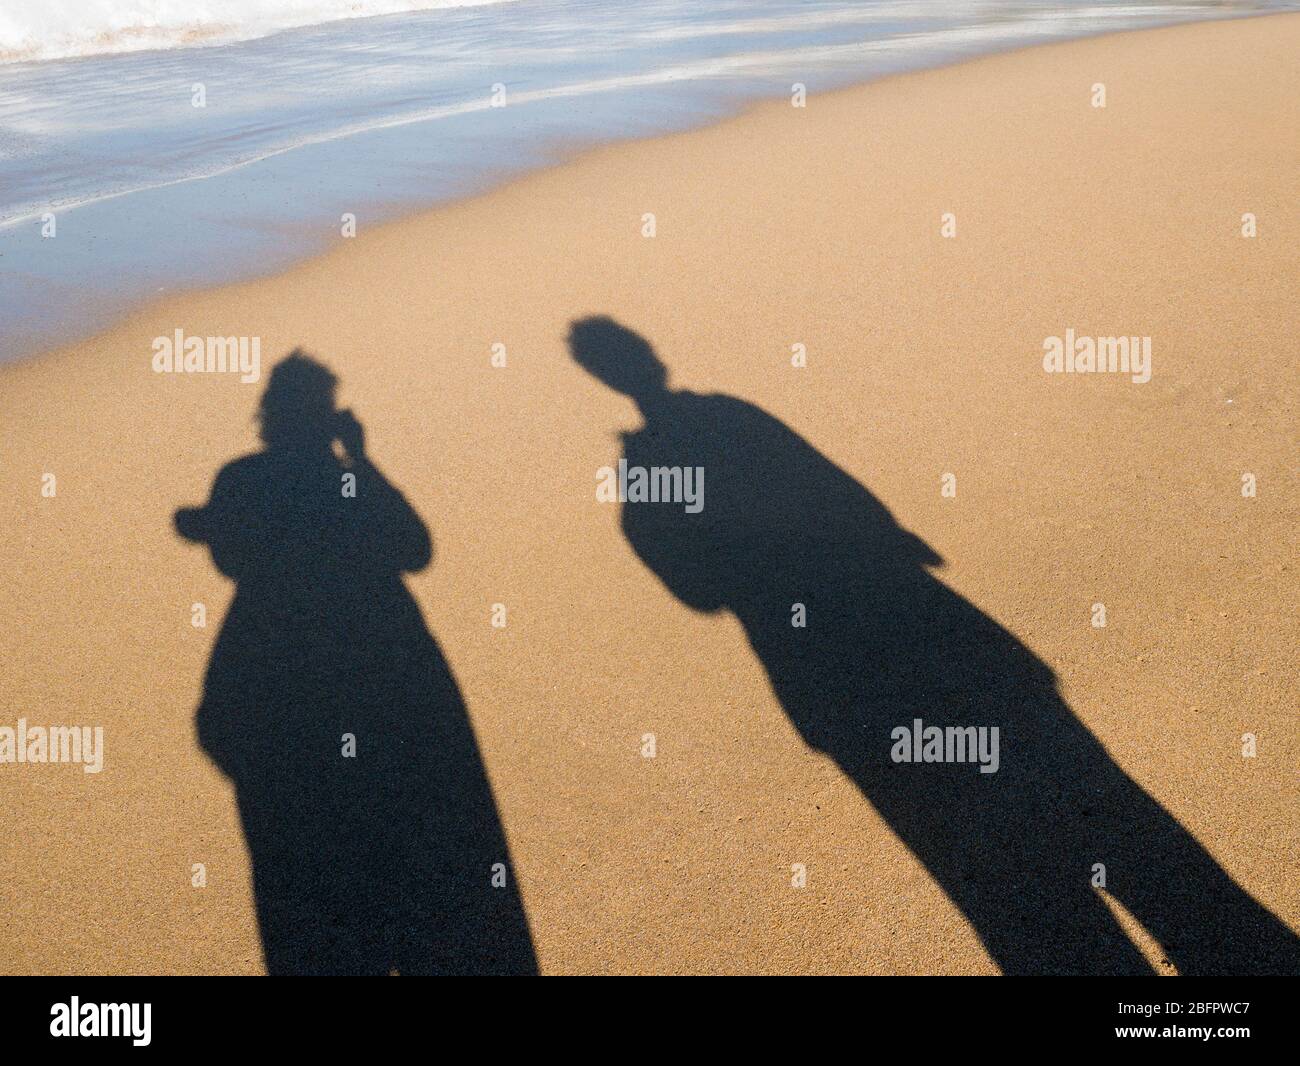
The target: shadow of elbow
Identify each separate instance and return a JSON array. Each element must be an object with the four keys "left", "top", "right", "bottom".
[{"left": 174, "top": 507, "right": 207, "bottom": 543}]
